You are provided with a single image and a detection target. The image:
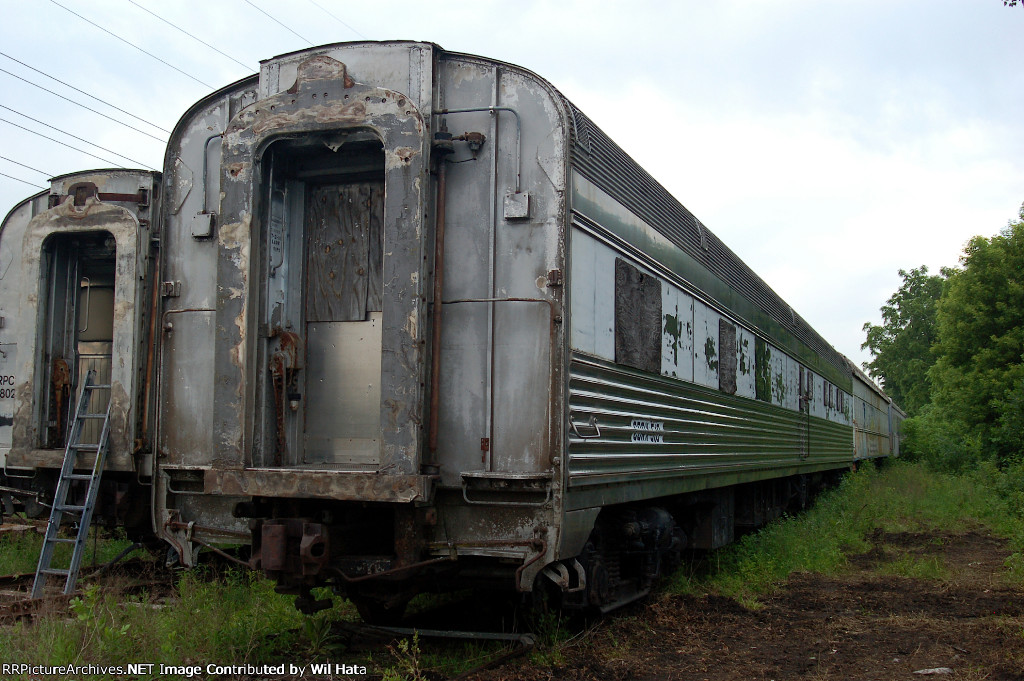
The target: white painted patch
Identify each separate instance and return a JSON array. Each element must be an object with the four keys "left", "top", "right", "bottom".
[
  {"left": 693, "top": 300, "right": 720, "bottom": 389},
  {"left": 735, "top": 326, "right": 756, "bottom": 399},
  {"left": 661, "top": 284, "right": 694, "bottom": 381},
  {"left": 569, "top": 228, "right": 614, "bottom": 361}
]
